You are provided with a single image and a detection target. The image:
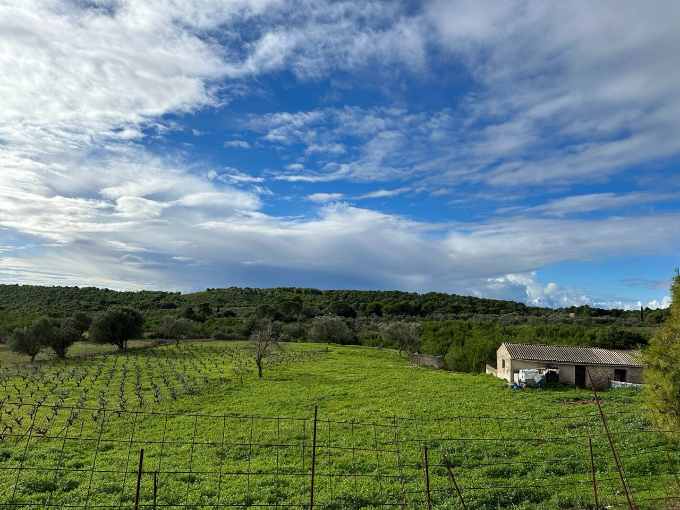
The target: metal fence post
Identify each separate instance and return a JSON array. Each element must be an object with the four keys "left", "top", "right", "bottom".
[
  {"left": 134, "top": 448, "right": 145, "bottom": 510},
  {"left": 422, "top": 446, "right": 432, "bottom": 510},
  {"left": 588, "top": 436, "right": 600, "bottom": 509},
  {"left": 153, "top": 470, "right": 158, "bottom": 510},
  {"left": 309, "top": 405, "right": 318, "bottom": 509}
]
